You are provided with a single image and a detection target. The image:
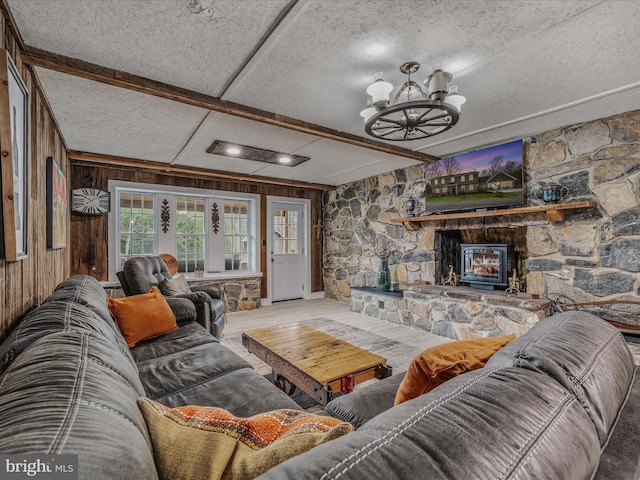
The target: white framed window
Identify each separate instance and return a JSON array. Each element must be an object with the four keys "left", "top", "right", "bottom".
[
  {"left": 118, "top": 191, "right": 156, "bottom": 270},
  {"left": 224, "top": 200, "right": 249, "bottom": 271},
  {"left": 176, "top": 196, "right": 206, "bottom": 272},
  {"left": 109, "top": 181, "right": 259, "bottom": 279}
]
